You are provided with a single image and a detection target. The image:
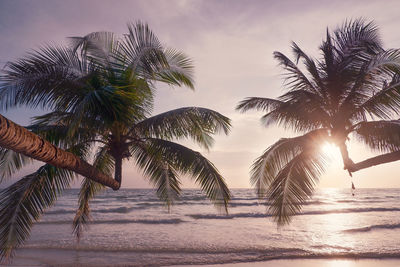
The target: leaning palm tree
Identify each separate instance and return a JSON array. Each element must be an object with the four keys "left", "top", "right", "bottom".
[
  {"left": 237, "top": 19, "right": 400, "bottom": 225},
  {"left": 0, "top": 22, "right": 231, "bottom": 260},
  {"left": 0, "top": 114, "right": 120, "bottom": 189}
]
